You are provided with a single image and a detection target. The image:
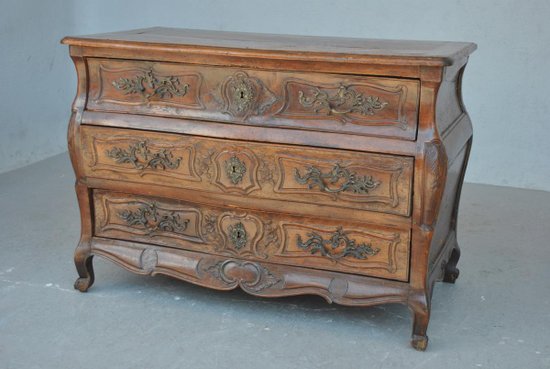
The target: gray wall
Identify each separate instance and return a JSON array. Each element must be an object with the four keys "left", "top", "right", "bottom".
[
  {"left": 1, "top": 0, "right": 549, "bottom": 191},
  {"left": 0, "top": 1, "right": 77, "bottom": 173}
]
